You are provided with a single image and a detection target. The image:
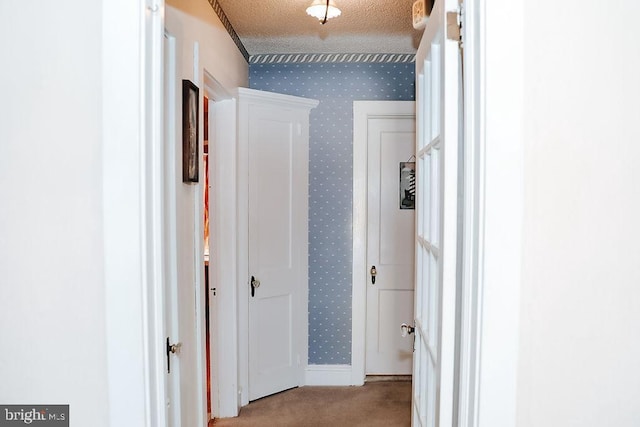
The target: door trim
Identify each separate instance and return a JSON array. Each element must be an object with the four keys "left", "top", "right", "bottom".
[
  {"left": 103, "top": 0, "right": 166, "bottom": 425},
  {"left": 470, "top": 0, "right": 524, "bottom": 425},
  {"left": 352, "top": 101, "right": 416, "bottom": 385}
]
